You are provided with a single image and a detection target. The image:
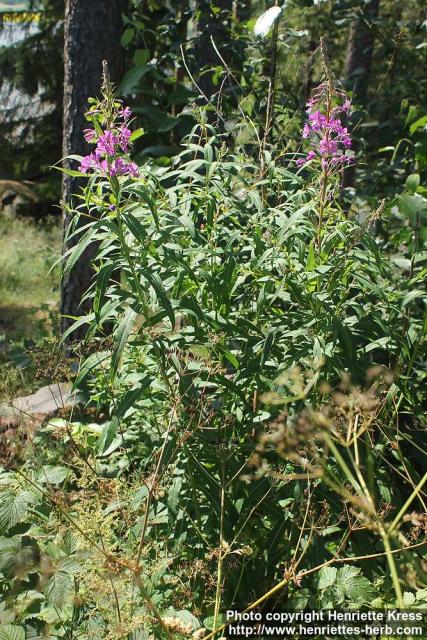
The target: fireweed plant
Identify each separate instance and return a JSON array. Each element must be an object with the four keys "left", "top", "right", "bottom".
[
  {"left": 297, "top": 40, "right": 355, "bottom": 253},
  {"left": 79, "top": 105, "right": 139, "bottom": 179},
  {"left": 0, "top": 51, "right": 426, "bottom": 639}
]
